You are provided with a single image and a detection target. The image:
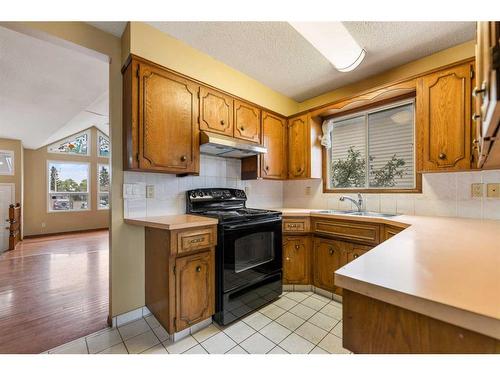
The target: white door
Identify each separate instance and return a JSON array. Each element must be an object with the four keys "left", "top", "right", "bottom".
[{"left": 0, "top": 184, "right": 15, "bottom": 252}]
